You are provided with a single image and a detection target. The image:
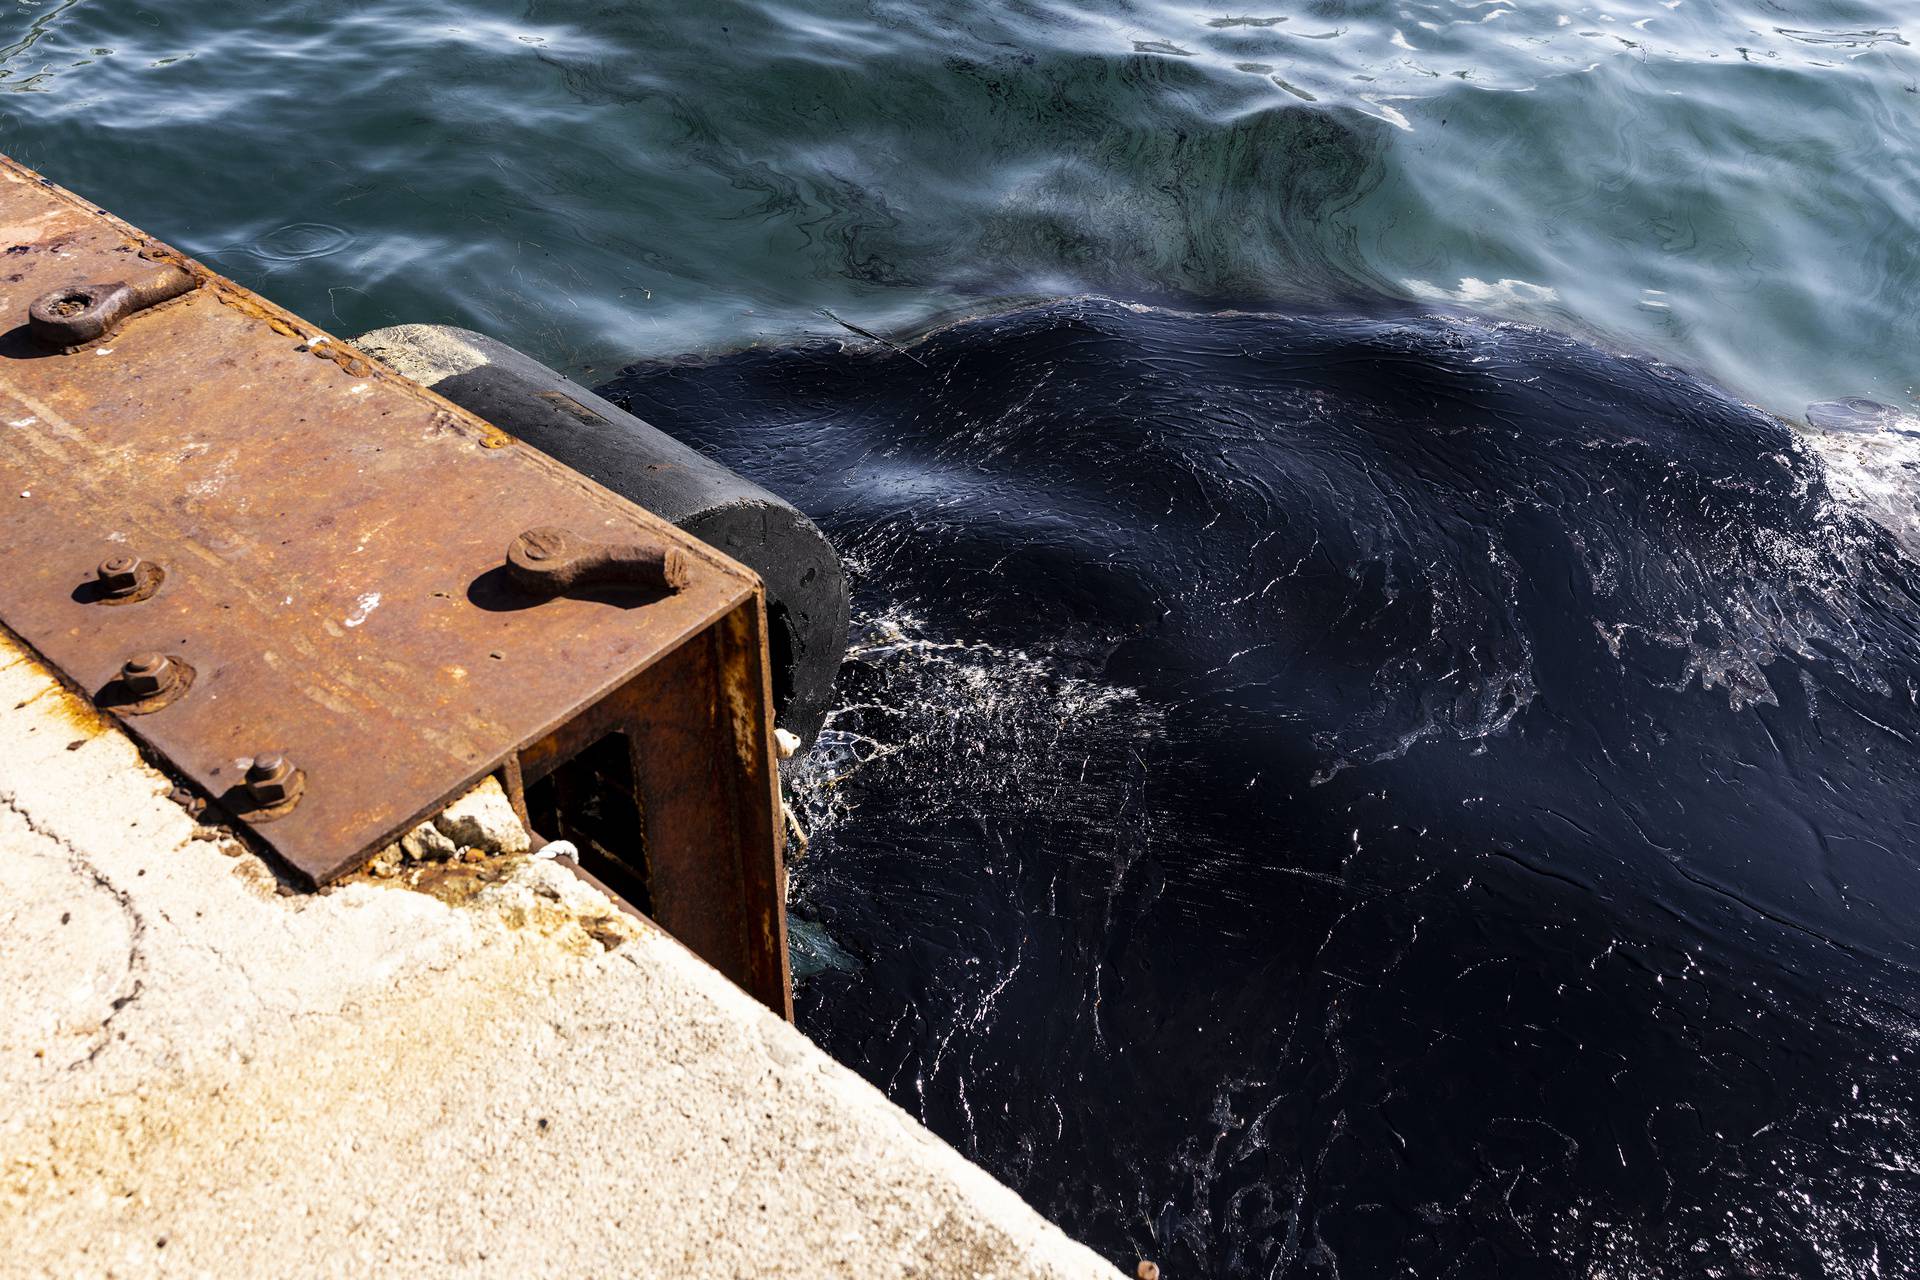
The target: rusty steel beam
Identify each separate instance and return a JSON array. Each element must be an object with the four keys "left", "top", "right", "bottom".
[{"left": 0, "top": 154, "right": 791, "bottom": 1019}]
